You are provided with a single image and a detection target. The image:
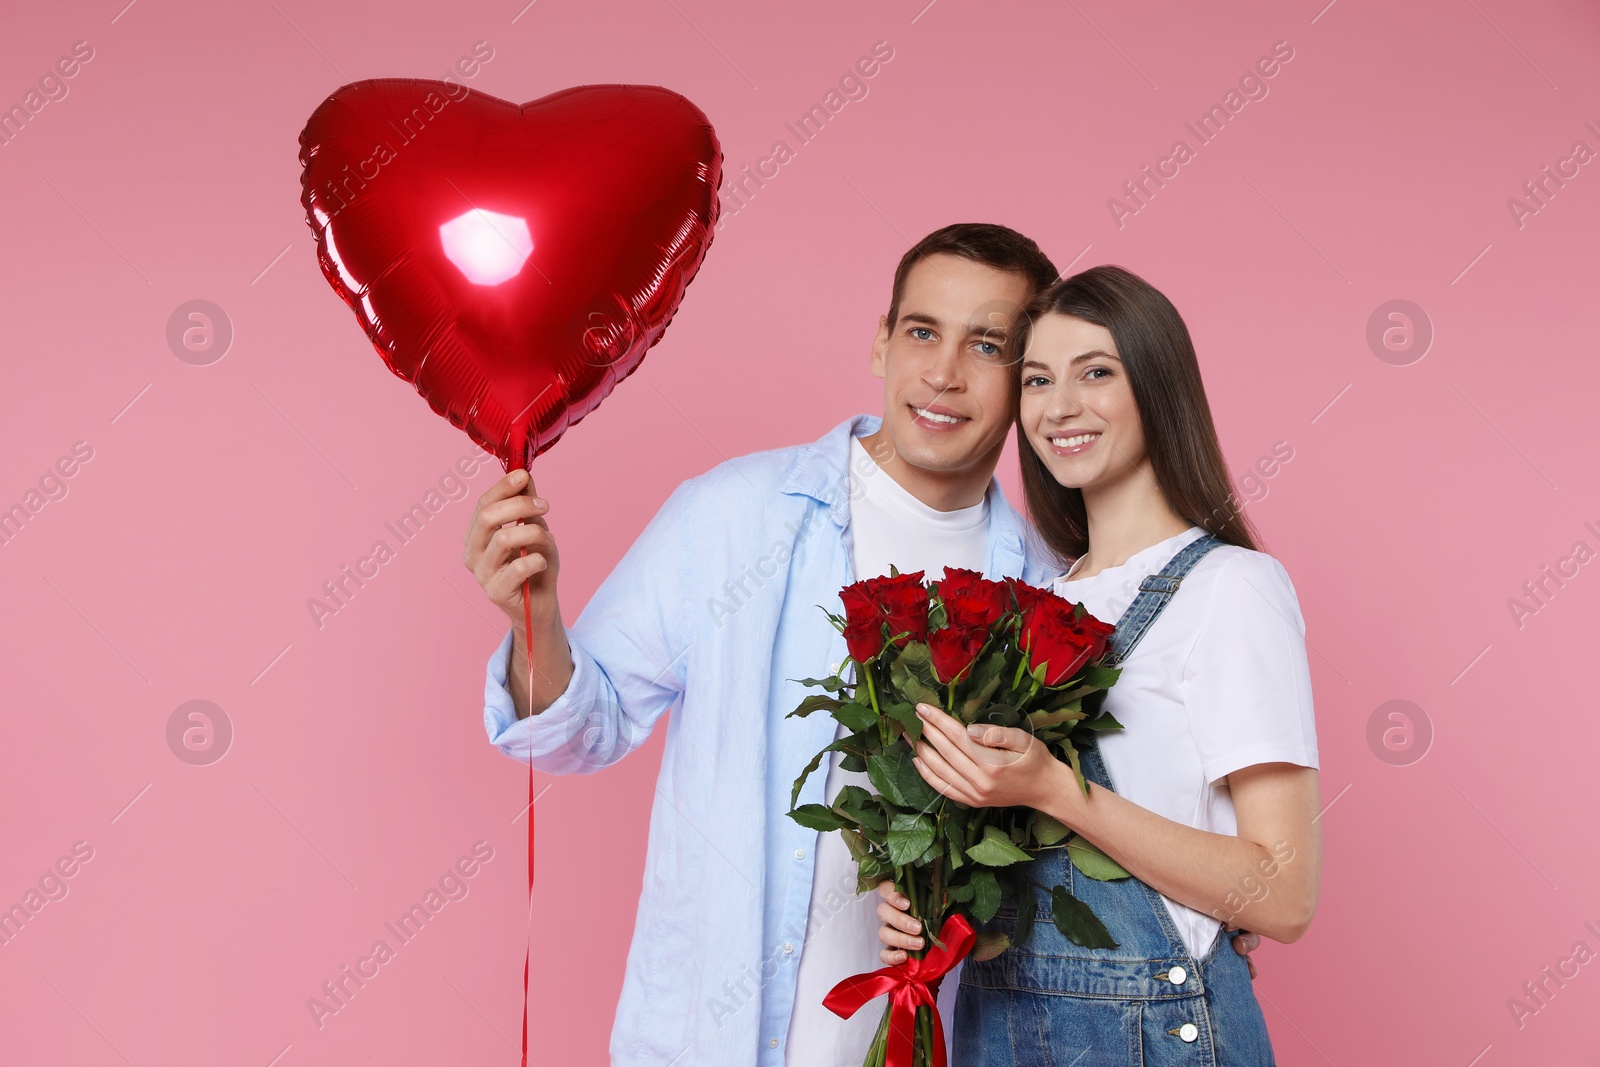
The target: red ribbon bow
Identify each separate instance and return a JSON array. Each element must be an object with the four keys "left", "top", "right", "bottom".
[{"left": 822, "top": 913, "right": 976, "bottom": 1067}]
